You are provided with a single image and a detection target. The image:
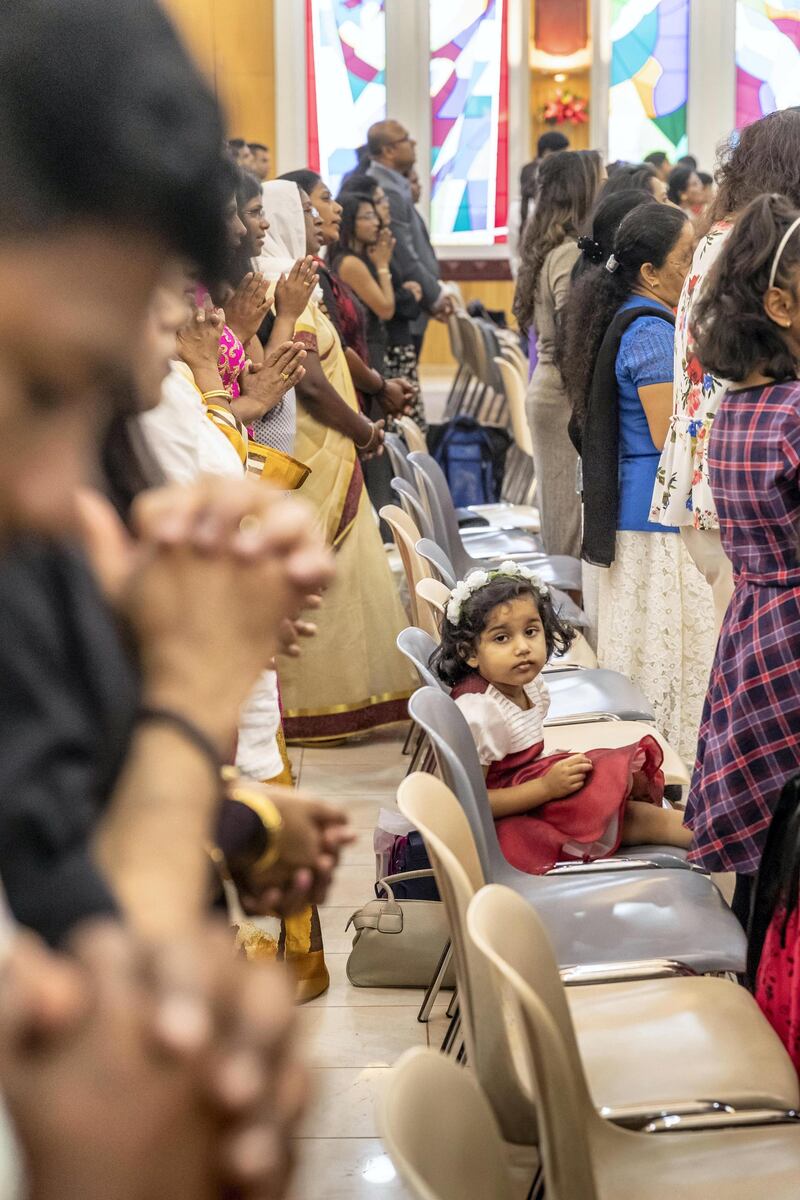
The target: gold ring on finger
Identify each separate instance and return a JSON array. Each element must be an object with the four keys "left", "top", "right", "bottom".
[{"left": 280, "top": 371, "right": 290, "bottom": 382}]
